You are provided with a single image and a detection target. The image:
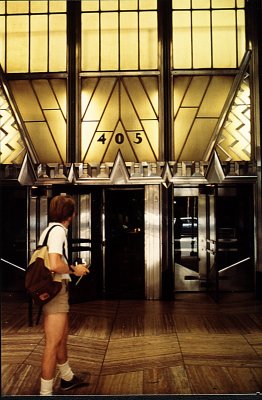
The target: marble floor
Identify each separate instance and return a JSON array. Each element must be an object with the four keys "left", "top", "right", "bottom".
[{"left": 1, "top": 291, "right": 262, "bottom": 396}]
